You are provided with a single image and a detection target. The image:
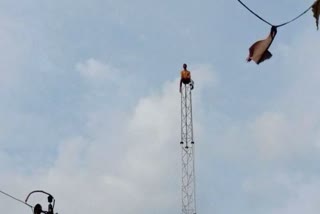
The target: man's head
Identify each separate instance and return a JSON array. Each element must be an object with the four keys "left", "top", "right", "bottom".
[{"left": 183, "top": 63, "right": 187, "bottom": 69}]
